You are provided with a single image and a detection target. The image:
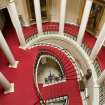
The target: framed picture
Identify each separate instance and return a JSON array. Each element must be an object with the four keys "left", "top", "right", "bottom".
[{"left": 87, "top": 1, "right": 104, "bottom": 34}]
